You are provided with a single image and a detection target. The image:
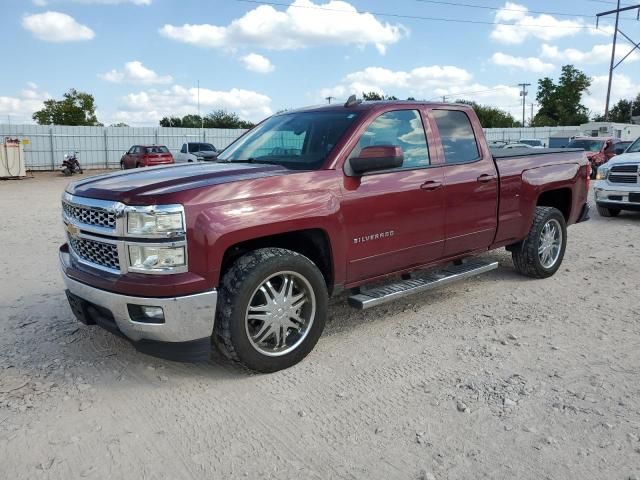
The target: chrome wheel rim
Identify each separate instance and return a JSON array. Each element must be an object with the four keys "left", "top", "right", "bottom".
[
  {"left": 538, "top": 218, "right": 562, "bottom": 268},
  {"left": 245, "top": 271, "right": 316, "bottom": 357}
]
